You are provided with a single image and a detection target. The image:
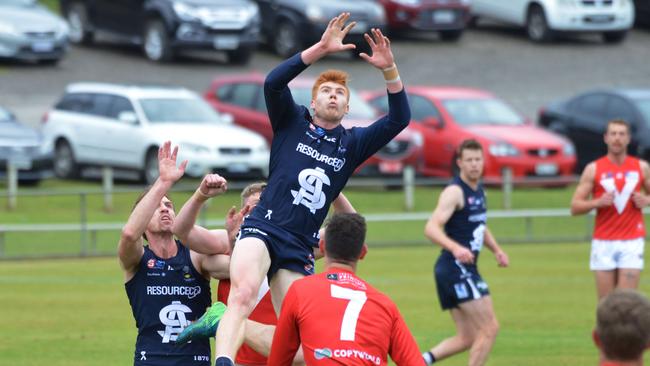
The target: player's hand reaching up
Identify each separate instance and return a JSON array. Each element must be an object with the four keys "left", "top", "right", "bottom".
[
  {"left": 358, "top": 28, "right": 395, "bottom": 70},
  {"left": 158, "top": 141, "right": 187, "bottom": 184},
  {"left": 318, "top": 13, "right": 357, "bottom": 54},
  {"left": 452, "top": 246, "right": 475, "bottom": 264},
  {"left": 198, "top": 174, "right": 228, "bottom": 198}
]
